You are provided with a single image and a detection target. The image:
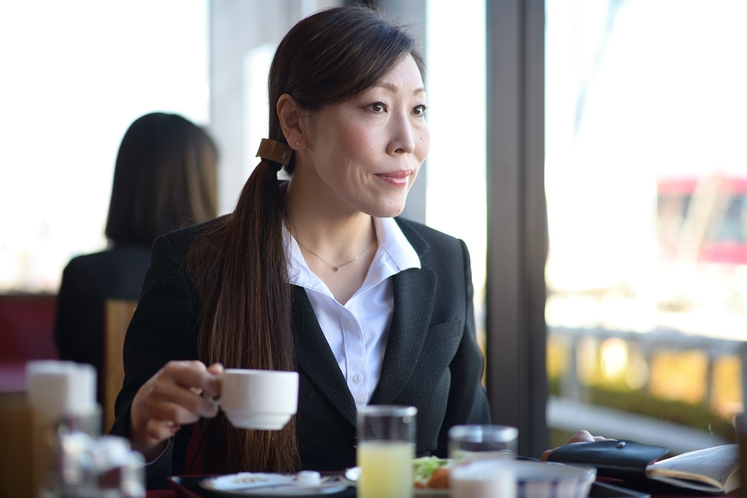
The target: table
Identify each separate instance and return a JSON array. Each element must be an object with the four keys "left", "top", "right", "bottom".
[
  {"left": 154, "top": 475, "right": 358, "bottom": 498},
  {"left": 146, "top": 479, "right": 739, "bottom": 498},
  {"left": 0, "top": 361, "right": 33, "bottom": 498}
]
